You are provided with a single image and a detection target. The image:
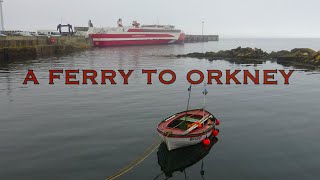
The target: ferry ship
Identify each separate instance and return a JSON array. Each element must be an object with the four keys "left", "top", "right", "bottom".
[{"left": 88, "top": 20, "right": 185, "bottom": 47}]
